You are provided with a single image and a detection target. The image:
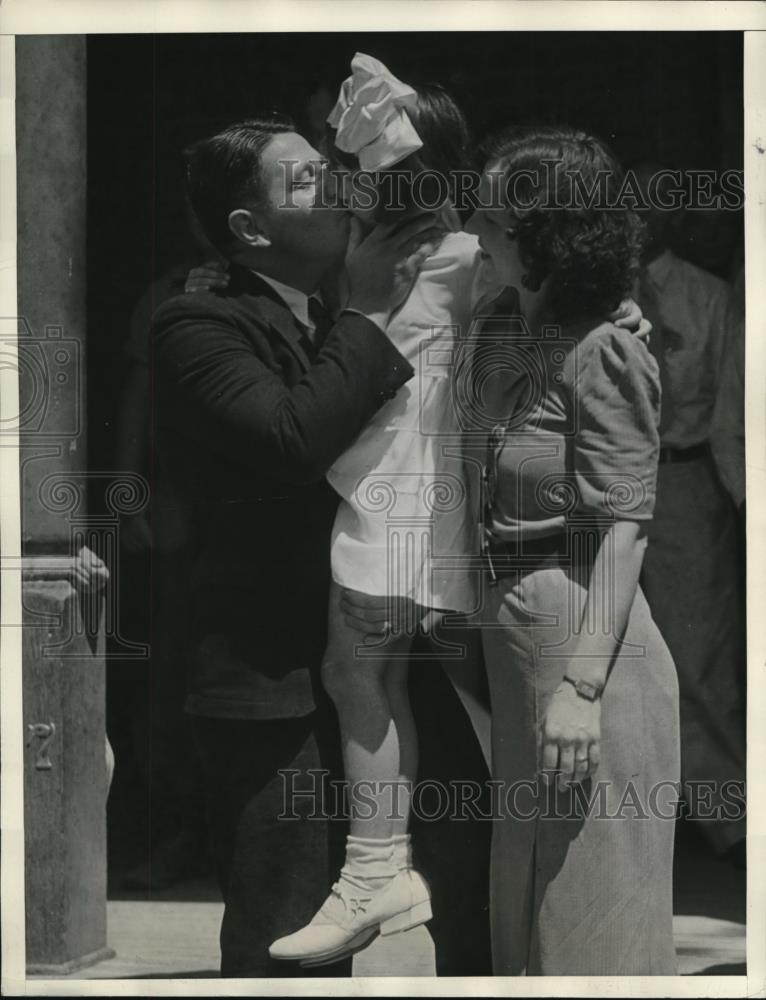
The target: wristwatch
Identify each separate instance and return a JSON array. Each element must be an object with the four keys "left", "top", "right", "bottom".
[{"left": 562, "top": 675, "right": 603, "bottom": 702}]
